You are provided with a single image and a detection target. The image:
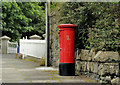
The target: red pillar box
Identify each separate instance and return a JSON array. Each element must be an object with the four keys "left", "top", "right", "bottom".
[{"left": 57, "top": 24, "right": 77, "bottom": 76}]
